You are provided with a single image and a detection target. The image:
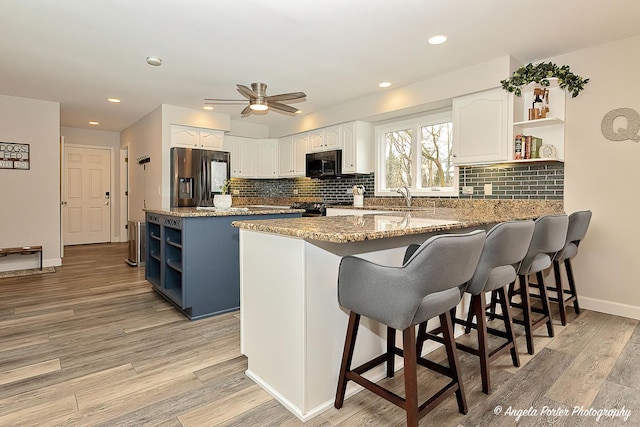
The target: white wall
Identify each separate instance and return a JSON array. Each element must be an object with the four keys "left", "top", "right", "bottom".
[
  {"left": 120, "top": 106, "right": 162, "bottom": 221},
  {"left": 548, "top": 35, "right": 640, "bottom": 318},
  {"left": 0, "top": 94, "right": 60, "bottom": 271},
  {"left": 60, "top": 127, "right": 124, "bottom": 241}
]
